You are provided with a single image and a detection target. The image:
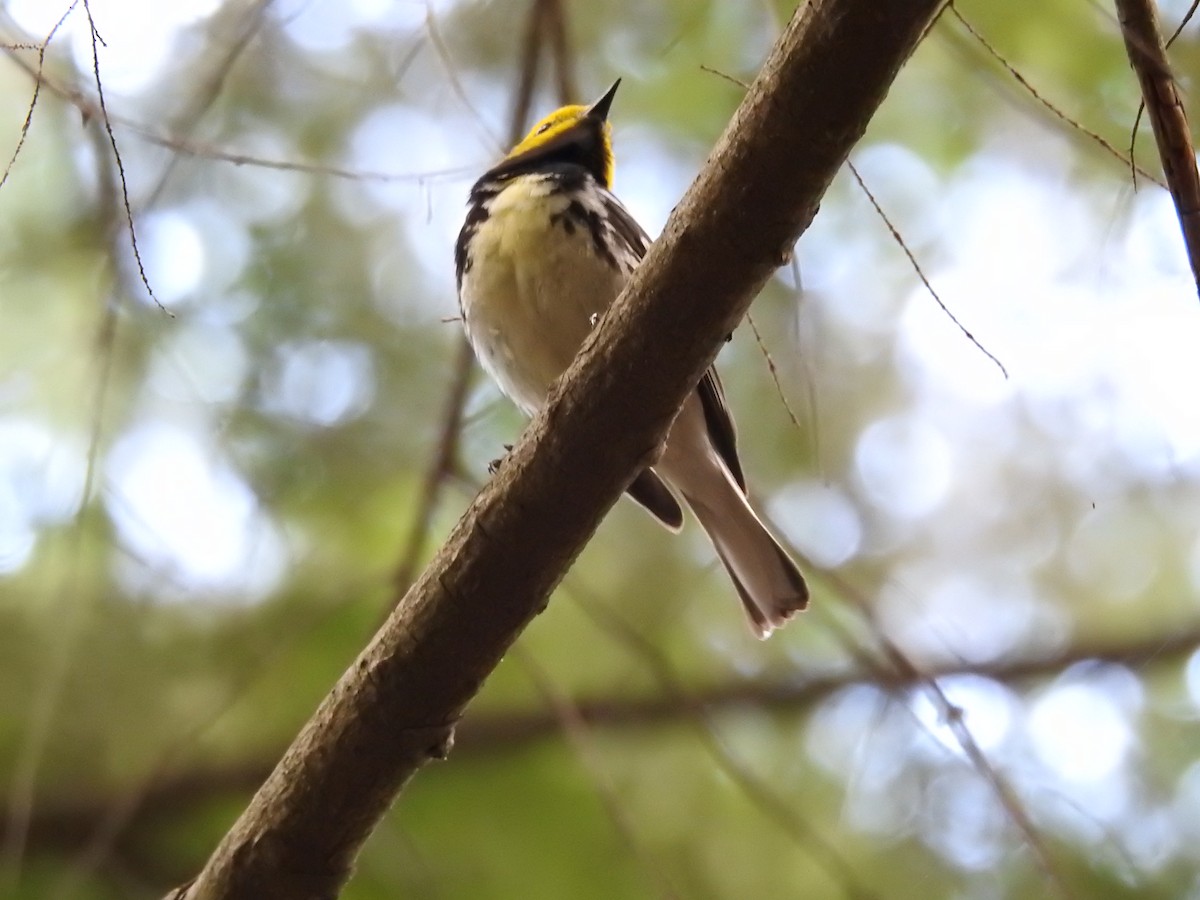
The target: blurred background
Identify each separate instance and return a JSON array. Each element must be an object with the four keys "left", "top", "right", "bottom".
[{"left": 2, "top": 0, "right": 1200, "bottom": 896}]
